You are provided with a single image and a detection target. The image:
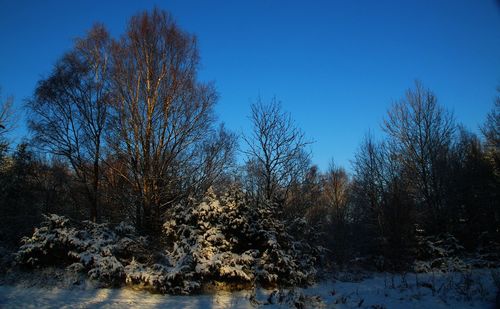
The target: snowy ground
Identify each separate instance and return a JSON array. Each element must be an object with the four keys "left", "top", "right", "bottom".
[{"left": 0, "top": 269, "right": 498, "bottom": 308}]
